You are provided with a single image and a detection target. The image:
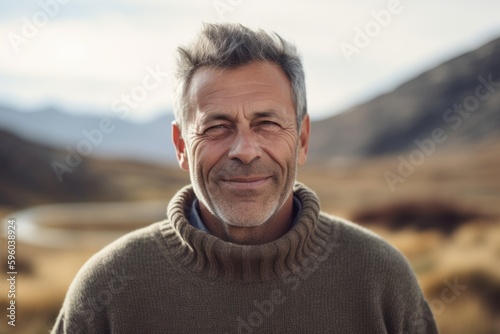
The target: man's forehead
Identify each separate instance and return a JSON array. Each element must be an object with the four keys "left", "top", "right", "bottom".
[
  {"left": 184, "top": 61, "right": 295, "bottom": 127},
  {"left": 188, "top": 62, "right": 290, "bottom": 95}
]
